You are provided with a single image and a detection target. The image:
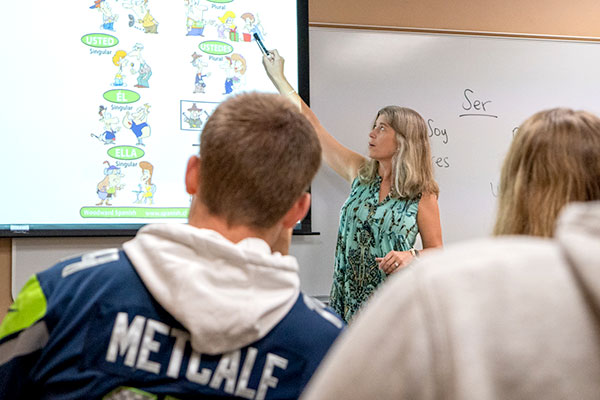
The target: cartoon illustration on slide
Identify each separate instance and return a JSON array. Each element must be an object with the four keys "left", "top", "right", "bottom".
[
  {"left": 185, "top": 0, "right": 208, "bottom": 36},
  {"left": 133, "top": 161, "right": 156, "bottom": 204},
  {"left": 90, "top": 0, "right": 119, "bottom": 32},
  {"left": 111, "top": 50, "right": 128, "bottom": 87},
  {"left": 96, "top": 161, "right": 124, "bottom": 206},
  {"left": 123, "top": 104, "right": 151, "bottom": 146},
  {"left": 120, "top": 0, "right": 158, "bottom": 32},
  {"left": 180, "top": 100, "right": 218, "bottom": 131},
  {"left": 241, "top": 13, "right": 266, "bottom": 42},
  {"left": 128, "top": 43, "right": 152, "bottom": 88},
  {"left": 183, "top": 103, "right": 209, "bottom": 129},
  {"left": 140, "top": 9, "right": 159, "bottom": 33},
  {"left": 221, "top": 54, "right": 246, "bottom": 95},
  {"left": 90, "top": 106, "right": 121, "bottom": 144},
  {"left": 191, "top": 52, "right": 210, "bottom": 94},
  {"left": 121, "top": 0, "right": 146, "bottom": 28},
  {"left": 217, "top": 11, "right": 236, "bottom": 40}
]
